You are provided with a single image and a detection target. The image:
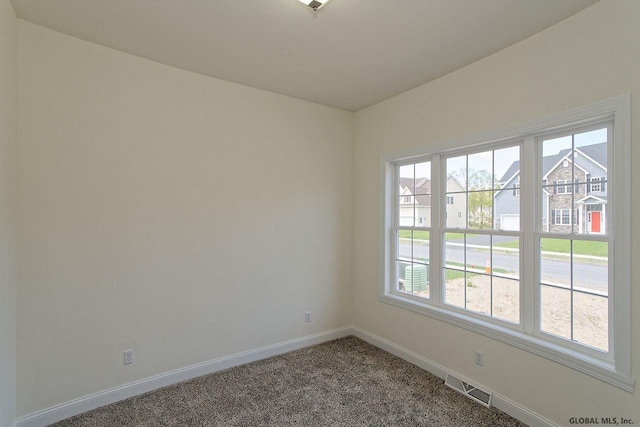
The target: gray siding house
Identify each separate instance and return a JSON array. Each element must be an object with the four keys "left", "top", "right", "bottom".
[{"left": 494, "top": 142, "right": 607, "bottom": 234}]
